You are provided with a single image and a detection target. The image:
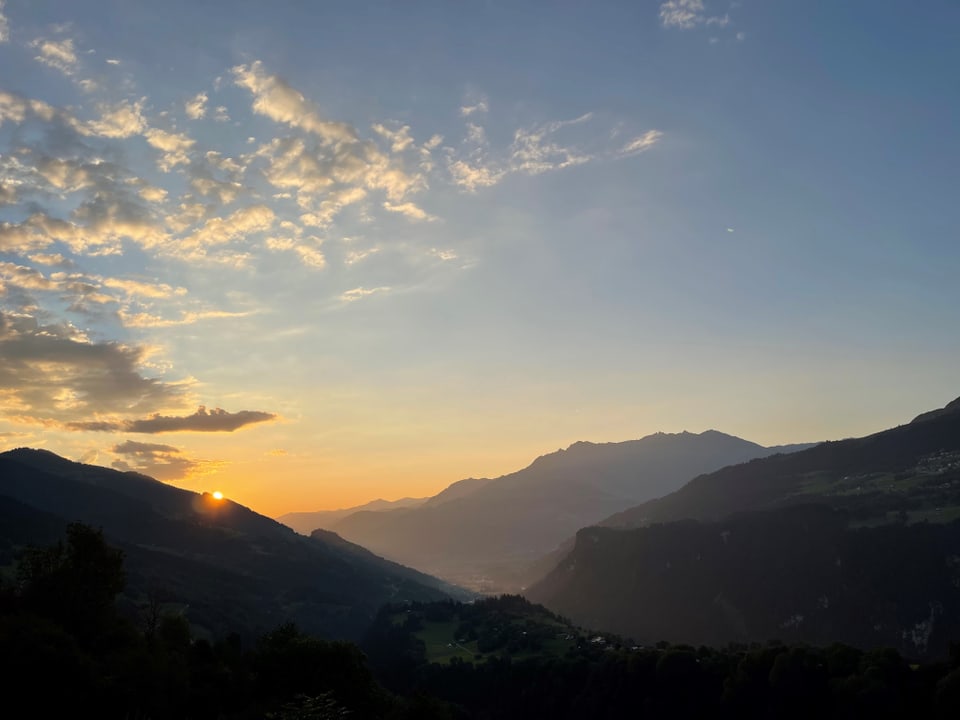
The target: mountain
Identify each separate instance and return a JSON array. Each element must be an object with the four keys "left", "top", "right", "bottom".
[
  {"left": 277, "top": 496, "right": 427, "bottom": 535},
  {"left": 600, "top": 396, "right": 960, "bottom": 530},
  {"left": 527, "top": 506, "right": 960, "bottom": 659},
  {"left": 0, "top": 448, "right": 463, "bottom": 641},
  {"left": 421, "top": 476, "right": 493, "bottom": 507},
  {"left": 331, "top": 430, "right": 813, "bottom": 591},
  {"left": 525, "top": 397, "right": 960, "bottom": 657}
]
